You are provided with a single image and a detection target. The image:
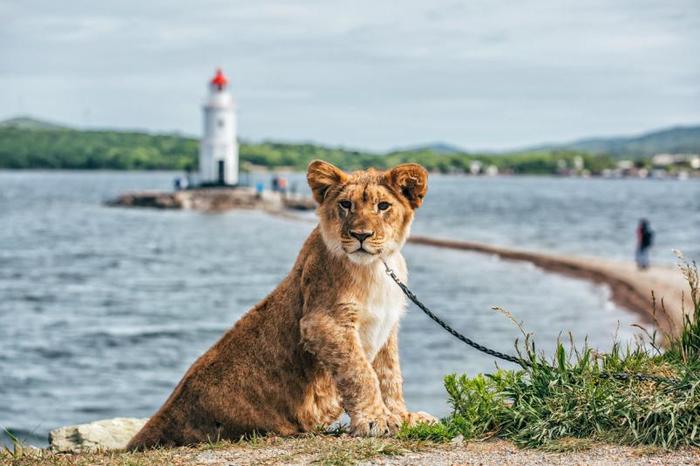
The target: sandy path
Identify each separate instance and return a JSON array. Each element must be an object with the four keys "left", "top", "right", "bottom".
[
  {"left": 184, "top": 439, "right": 699, "bottom": 465},
  {"left": 268, "top": 210, "right": 694, "bottom": 335},
  {"left": 408, "top": 236, "right": 694, "bottom": 336},
  {"left": 18, "top": 437, "right": 699, "bottom": 465}
]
